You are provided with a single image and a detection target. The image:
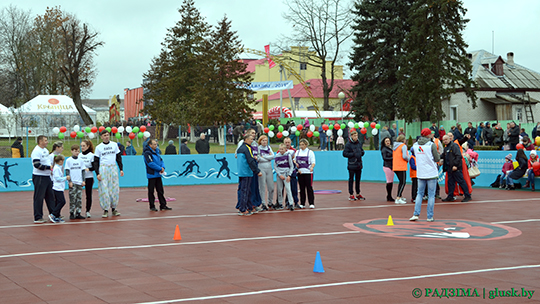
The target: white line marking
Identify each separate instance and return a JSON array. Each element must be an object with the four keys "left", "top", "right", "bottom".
[
  {"left": 2, "top": 197, "right": 539, "bottom": 230},
  {"left": 491, "top": 219, "right": 540, "bottom": 224},
  {"left": 0, "top": 231, "right": 359, "bottom": 259},
  {"left": 134, "top": 264, "right": 540, "bottom": 303}
]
